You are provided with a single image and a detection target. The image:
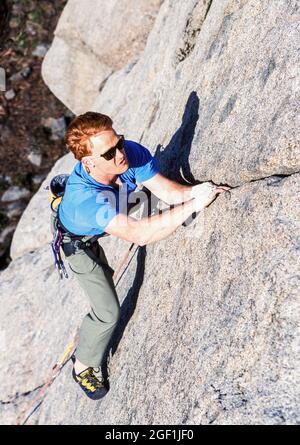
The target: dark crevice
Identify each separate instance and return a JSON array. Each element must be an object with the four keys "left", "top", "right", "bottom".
[
  {"left": 146, "top": 100, "right": 160, "bottom": 131},
  {"left": 203, "top": 0, "right": 214, "bottom": 21},
  {"left": 226, "top": 170, "right": 300, "bottom": 191},
  {"left": 154, "top": 91, "right": 199, "bottom": 185},
  {"left": 98, "top": 71, "right": 114, "bottom": 93},
  {"left": 261, "top": 58, "right": 276, "bottom": 86},
  {"left": 174, "top": 0, "right": 214, "bottom": 65}
]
